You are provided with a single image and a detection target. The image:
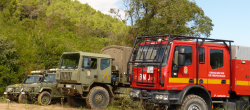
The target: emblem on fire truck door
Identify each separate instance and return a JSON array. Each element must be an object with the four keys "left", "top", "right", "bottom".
[{"left": 184, "top": 66, "right": 188, "bottom": 74}]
